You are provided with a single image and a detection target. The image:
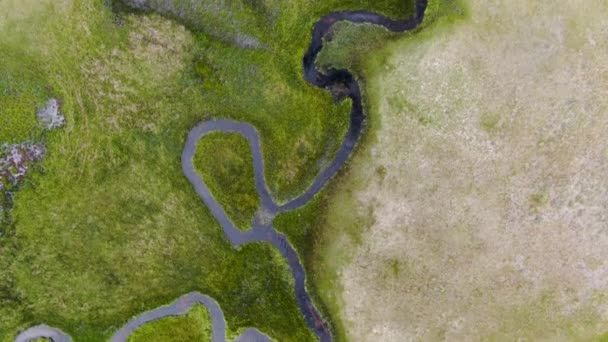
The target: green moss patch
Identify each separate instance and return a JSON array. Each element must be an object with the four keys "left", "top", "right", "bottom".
[{"left": 194, "top": 132, "right": 259, "bottom": 230}]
